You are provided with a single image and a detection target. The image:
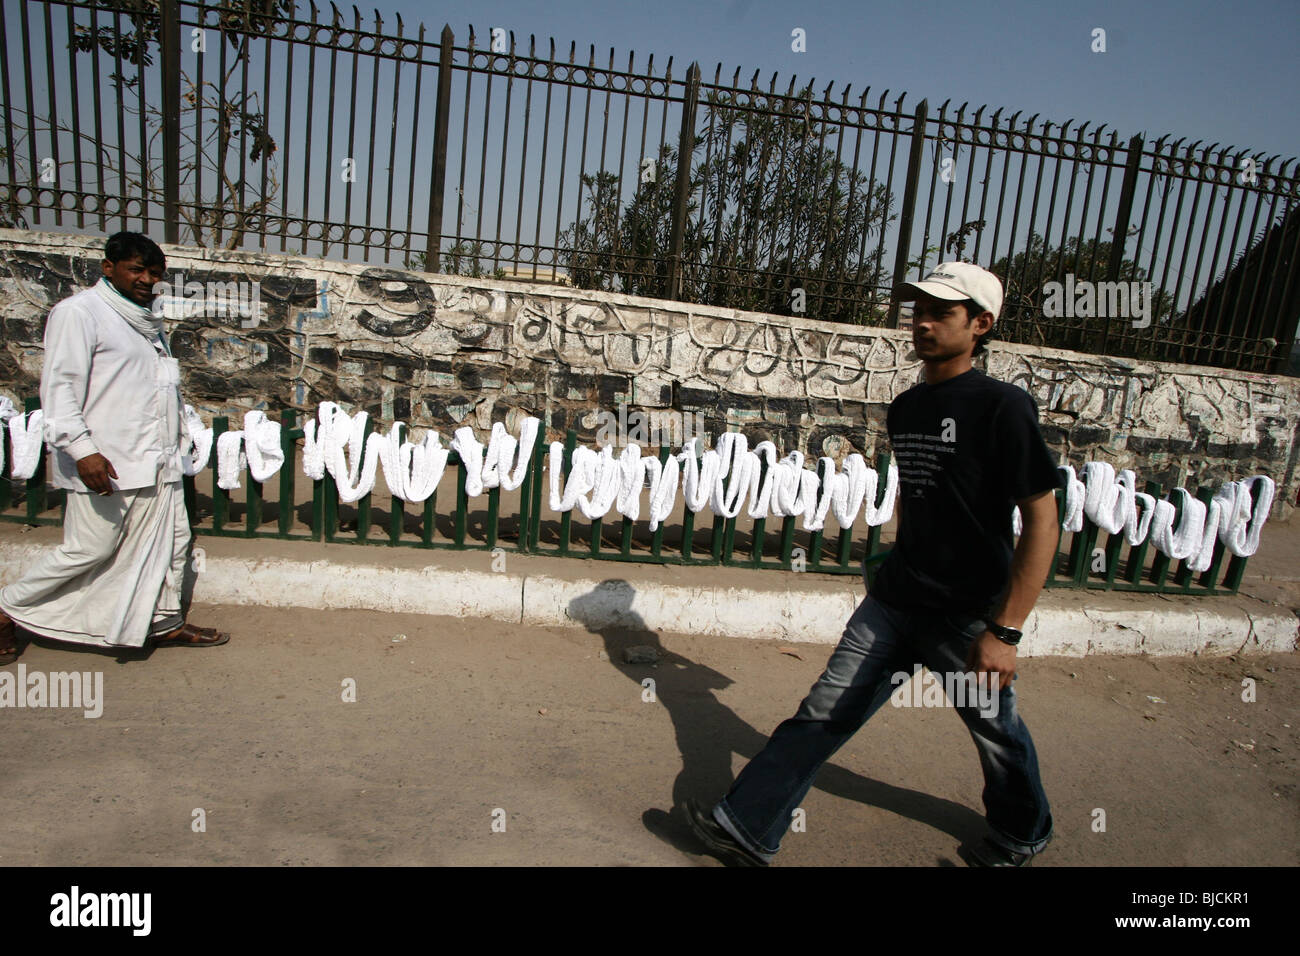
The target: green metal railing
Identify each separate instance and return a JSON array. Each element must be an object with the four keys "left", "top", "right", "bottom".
[{"left": 0, "top": 399, "right": 1258, "bottom": 593}]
